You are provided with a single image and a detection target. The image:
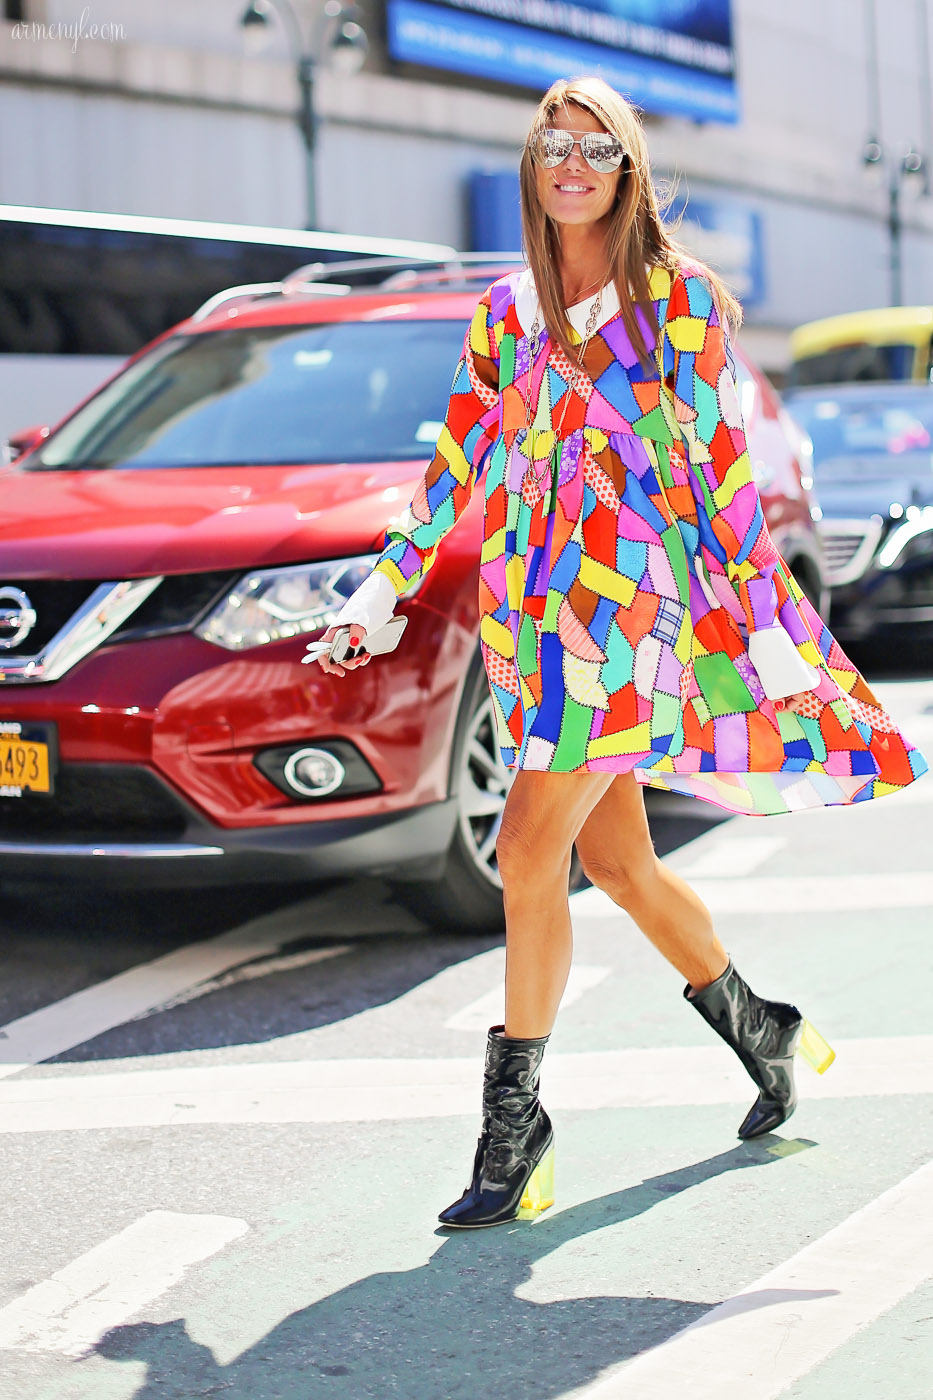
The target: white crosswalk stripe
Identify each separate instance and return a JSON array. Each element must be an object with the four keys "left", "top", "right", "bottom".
[
  {"left": 674, "top": 835, "right": 786, "bottom": 877},
  {"left": 582, "top": 1160, "right": 933, "bottom": 1400},
  {"left": 572, "top": 870, "right": 933, "bottom": 917},
  {"left": 444, "top": 962, "right": 612, "bottom": 1030},
  {"left": 0, "top": 1212, "right": 248, "bottom": 1356},
  {"left": 1, "top": 1035, "right": 929, "bottom": 1132},
  {"left": 125, "top": 944, "right": 350, "bottom": 1020},
  {"left": 0, "top": 893, "right": 359, "bottom": 1079}
]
